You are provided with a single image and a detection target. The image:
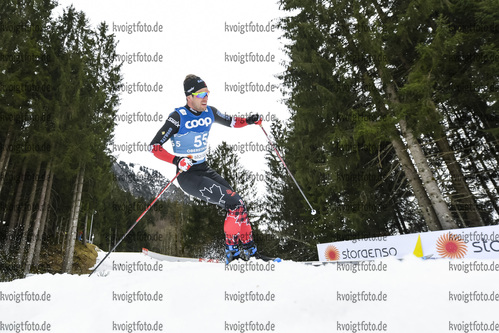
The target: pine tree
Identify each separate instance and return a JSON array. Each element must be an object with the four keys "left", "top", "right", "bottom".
[
  {"left": 53, "top": 7, "right": 122, "bottom": 273},
  {"left": 0, "top": 3, "right": 122, "bottom": 276},
  {"left": 273, "top": 0, "right": 429, "bottom": 260},
  {"left": 276, "top": 0, "right": 499, "bottom": 241},
  {"left": 260, "top": 120, "right": 320, "bottom": 260}
]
